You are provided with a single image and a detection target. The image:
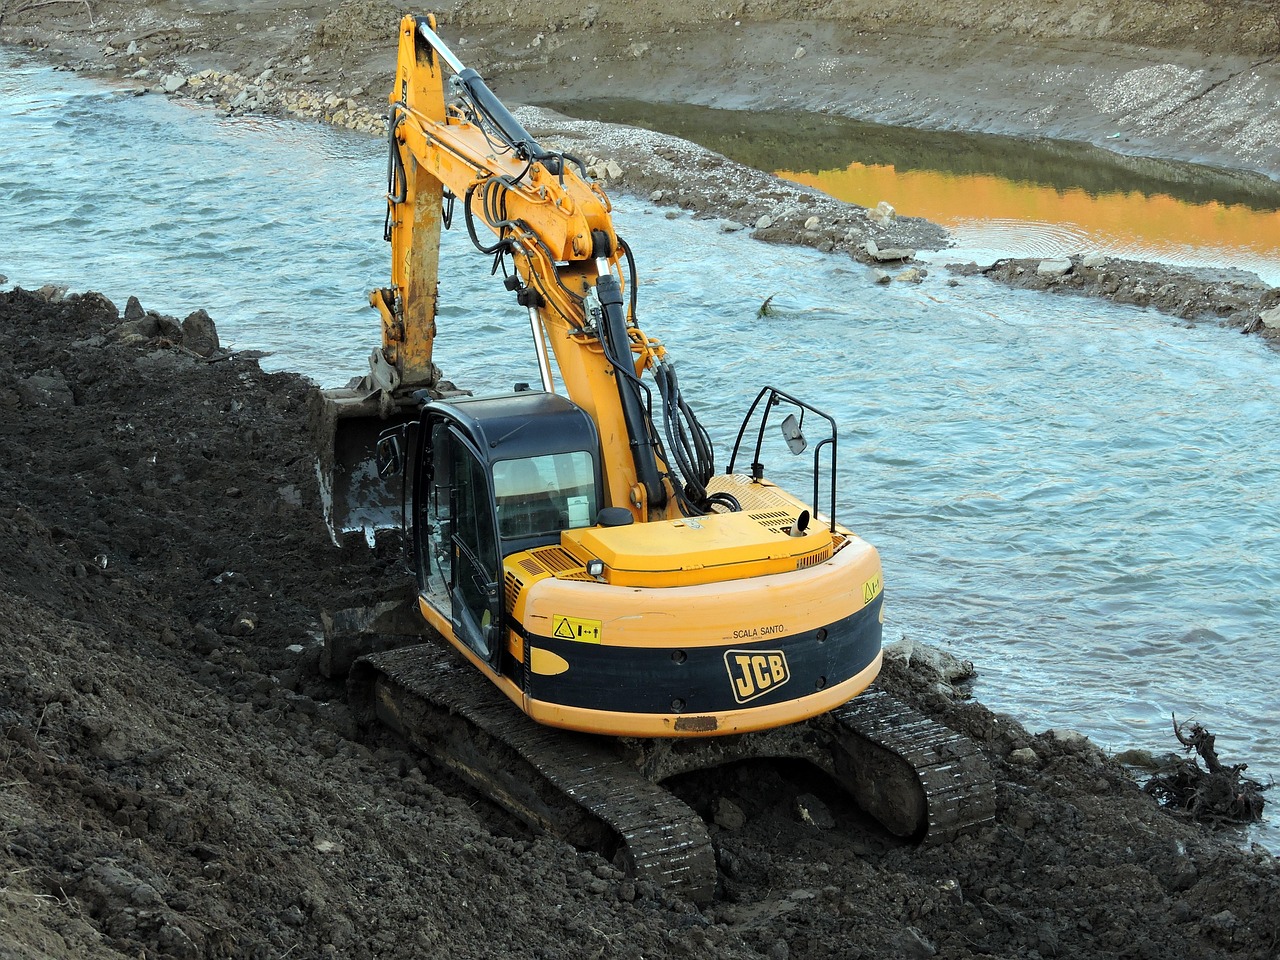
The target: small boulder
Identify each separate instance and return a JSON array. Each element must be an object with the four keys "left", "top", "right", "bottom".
[
  {"left": 865, "top": 239, "right": 915, "bottom": 262},
  {"left": 868, "top": 201, "right": 896, "bottom": 226},
  {"left": 713, "top": 797, "right": 746, "bottom": 831},
  {"left": 181, "top": 308, "right": 220, "bottom": 356},
  {"left": 115, "top": 315, "right": 161, "bottom": 340},
  {"left": 18, "top": 370, "right": 74, "bottom": 408},
  {"left": 1036, "top": 258, "right": 1073, "bottom": 279}
]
